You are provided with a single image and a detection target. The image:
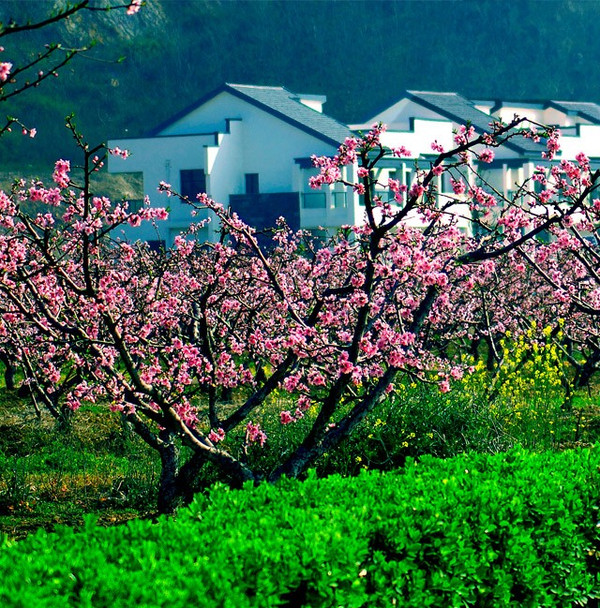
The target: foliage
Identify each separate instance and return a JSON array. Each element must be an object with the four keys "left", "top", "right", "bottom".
[
  {"left": 316, "top": 379, "right": 510, "bottom": 478},
  {"left": 3, "top": 1, "right": 600, "bottom": 168},
  {"left": 0, "top": 448, "right": 598, "bottom": 607},
  {"left": 0, "top": 402, "right": 159, "bottom": 521}
]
